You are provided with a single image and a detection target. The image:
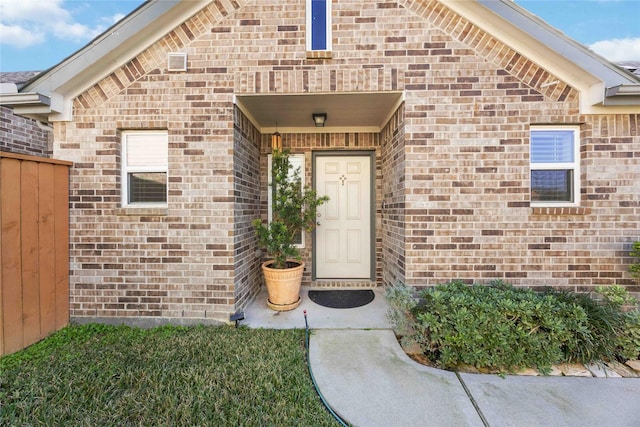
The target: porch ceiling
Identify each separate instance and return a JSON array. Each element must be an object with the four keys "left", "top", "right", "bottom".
[{"left": 235, "top": 92, "right": 403, "bottom": 133}]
